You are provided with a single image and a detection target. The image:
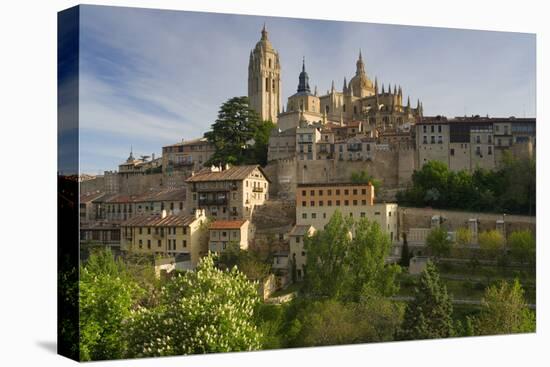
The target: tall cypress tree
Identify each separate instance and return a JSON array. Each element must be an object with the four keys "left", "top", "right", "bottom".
[{"left": 397, "top": 262, "right": 454, "bottom": 340}]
